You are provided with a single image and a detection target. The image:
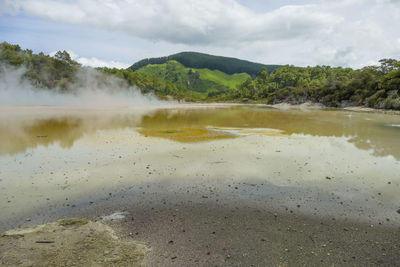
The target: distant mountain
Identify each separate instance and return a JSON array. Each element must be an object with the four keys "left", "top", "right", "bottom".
[{"left": 128, "top": 52, "right": 281, "bottom": 77}]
